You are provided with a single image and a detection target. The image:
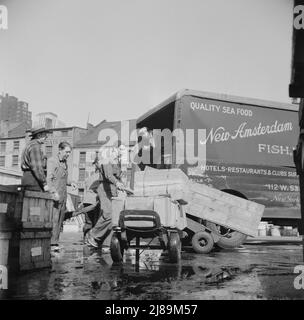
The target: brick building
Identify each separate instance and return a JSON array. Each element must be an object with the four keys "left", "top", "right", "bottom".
[{"left": 0, "top": 94, "right": 32, "bottom": 138}]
